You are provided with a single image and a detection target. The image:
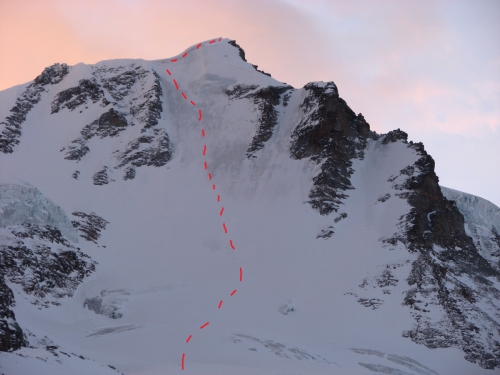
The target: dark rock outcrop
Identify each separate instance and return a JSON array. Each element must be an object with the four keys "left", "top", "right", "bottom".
[
  {"left": 290, "top": 82, "right": 372, "bottom": 215},
  {"left": 228, "top": 40, "right": 272, "bottom": 77},
  {"left": 0, "top": 184, "right": 96, "bottom": 352},
  {"left": 33, "top": 64, "right": 70, "bottom": 86},
  {"left": 225, "top": 84, "right": 259, "bottom": 99},
  {"left": 64, "top": 108, "right": 128, "bottom": 161},
  {"left": 0, "top": 224, "right": 96, "bottom": 308},
  {"left": 131, "top": 70, "right": 163, "bottom": 130},
  {"left": 51, "top": 78, "right": 105, "bottom": 113},
  {"left": 246, "top": 86, "right": 293, "bottom": 157},
  {"left": 0, "top": 277, "right": 26, "bottom": 351},
  {"left": 0, "top": 63, "right": 69, "bottom": 153},
  {"left": 71, "top": 212, "right": 109, "bottom": 244},
  {"left": 93, "top": 167, "right": 111, "bottom": 185},
  {"left": 64, "top": 138, "right": 90, "bottom": 161},
  {"left": 228, "top": 40, "right": 247, "bottom": 62},
  {"left": 123, "top": 167, "right": 136, "bottom": 180},
  {"left": 117, "top": 129, "right": 173, "bottom": 168},
  {"left": 96, "top": 65, "right": 148, "bottom": 103}
]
